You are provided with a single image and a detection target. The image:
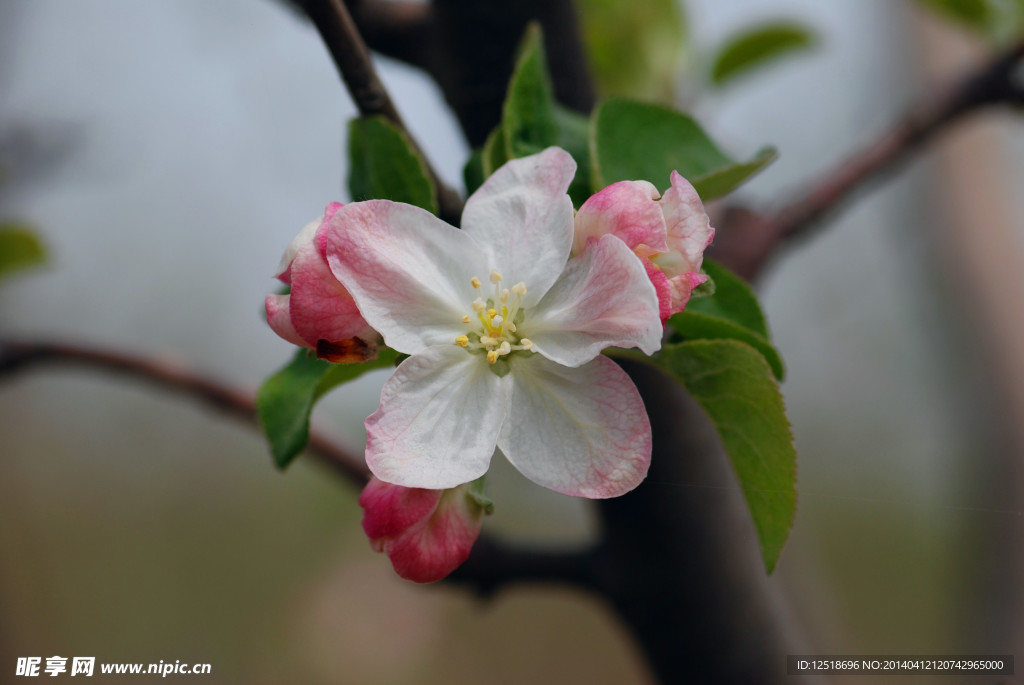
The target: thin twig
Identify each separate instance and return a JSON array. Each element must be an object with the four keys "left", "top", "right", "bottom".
[
  {"left": 293, "top": 0, "right": 463, "bottom": 224},
  {"left": 0, "top": 337, "right": 596, "bottom": 590},
  {"left": 711, "top": 40, "right": 1024, "bottom": 282},
  {"left": 0, "top": 339, "right": 370, "bottom": 485}
]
